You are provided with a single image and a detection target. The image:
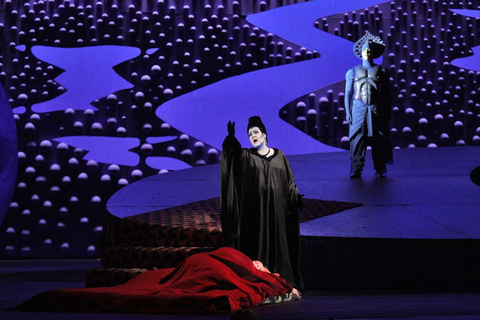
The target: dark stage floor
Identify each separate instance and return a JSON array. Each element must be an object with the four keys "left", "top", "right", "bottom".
[
  {"left": 2, "top": 147, "right": 480, "bottom": 319},
  {"left": 0, "top": 259, "right": 479, "bottom": 320}
]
